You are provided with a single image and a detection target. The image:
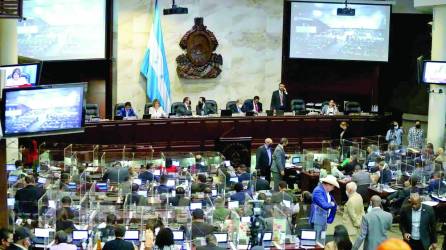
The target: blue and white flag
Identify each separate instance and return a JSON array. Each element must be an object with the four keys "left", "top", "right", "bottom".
[{"left": 140, "top": 0, "right": 171, "bottom": 112}]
